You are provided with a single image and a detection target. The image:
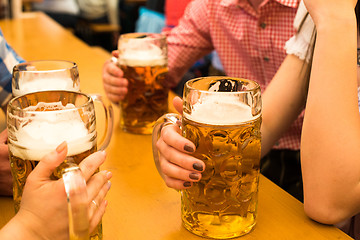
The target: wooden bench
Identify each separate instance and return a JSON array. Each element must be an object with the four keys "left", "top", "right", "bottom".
[{"left": 89, "top": 23, "right": 120, "bottom": 33}]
